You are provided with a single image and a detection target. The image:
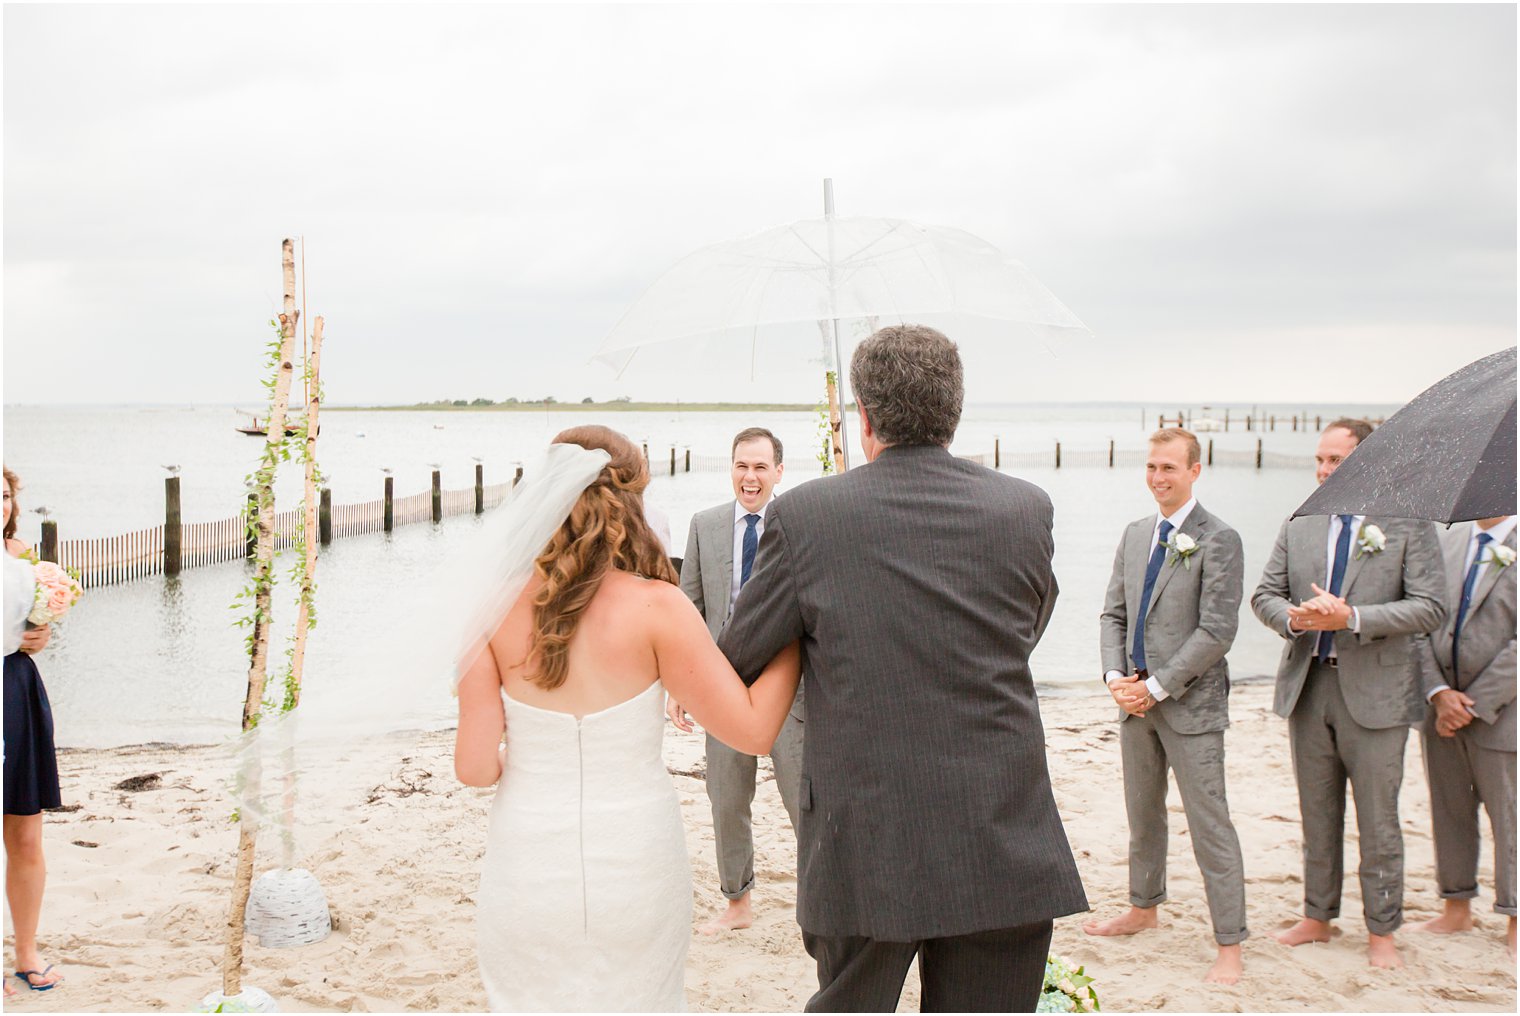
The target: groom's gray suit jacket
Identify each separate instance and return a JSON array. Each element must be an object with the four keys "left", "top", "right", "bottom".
[
  {"left": 718, "top": 443, "right": 1088, "bottom": 942},
  {"left": 1099, "top": 502, "right": 1242, "bottom": 734}
]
